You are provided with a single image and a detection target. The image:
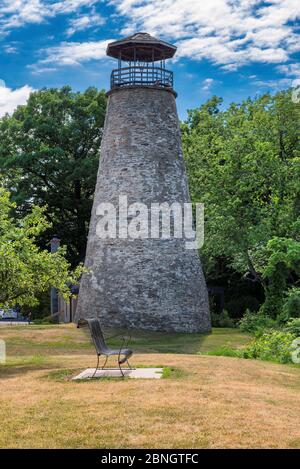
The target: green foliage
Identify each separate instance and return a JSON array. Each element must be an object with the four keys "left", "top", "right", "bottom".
[
  {"left": 0, "top": 86, "right": 107, "bottom": 265},
  {"left": 284, "top": 318, "right": 300, "bottom": 336},
  {"left": 161, "top": 366, "right": 185, "bottom": 379},
  {"left": 206, "top": 346, "right": 242, "bottom": 357},
  {"left": 33, "top": 312, "right": 61, "bottom": 324},
  {"left": 243, "top": 329, "right": 296, "bottom": 364},
  {"left": 261, "top": 238, "right": 300, "bottom": 317},
  {"left": 22, "top": 291, "right": 52, "bottom": 319},
  {"left": 281, "top": 288, "right": 300, "bottom": 320},
  {"left": 211, "top": 310, "right": 235, "bottom": 328},
  {"left": 182, "top": 90, "right": 300, "bottom": 316},
  {"left": 45, "top": 368, "right": 77, "bottom": 383},
  {"left": 0, "top": 187, "right": 83, "bottom": 308},
  {"left": 239, "top": 309, "right": 277, "bottom": 333}
]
